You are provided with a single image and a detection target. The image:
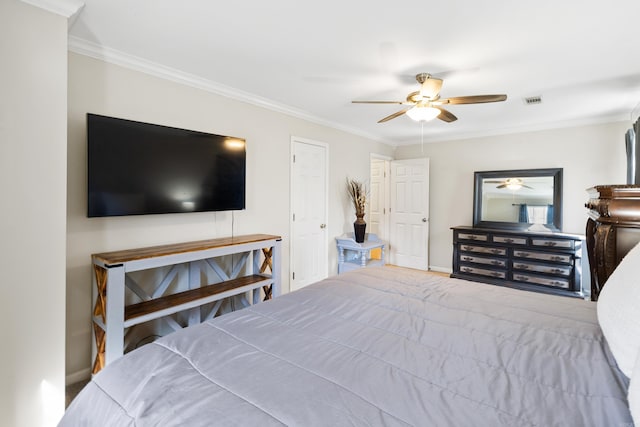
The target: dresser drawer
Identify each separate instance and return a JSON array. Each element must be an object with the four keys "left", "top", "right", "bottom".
[
  {"left": 493, "top": 235, "right": 527, "bottom": 245},
  {"left": 511, "top": 261, "right": 572, "bottom": 277},
  {"left": 459, "top": 254, "right": 507, "bottom": 267},
  {"left": 459, "top": 244, "right": 507, "bottom": 256},
  {"left": 451, "top": 226, "right": 583, "bottom": 297},
  {"left": 512, "top": 273, "right": 570, "bottom": 289},
  {"left": 531, "top": 238, "right": 574, "bottom": 249},
  {"left": 459, "top": 265, "right": 506, "bottom": 279},
  {"left": 458, "top": 232, "right": 488, "bottom": 242},
  {"left": 513, "top": 250, "right": 572, "bottom": 264}
]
